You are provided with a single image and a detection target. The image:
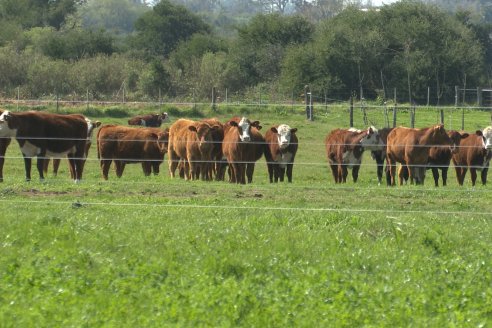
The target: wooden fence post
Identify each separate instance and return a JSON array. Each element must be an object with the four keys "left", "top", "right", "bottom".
[{"left": 349, "top": 95, "right": 354, "bottom": 128}]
